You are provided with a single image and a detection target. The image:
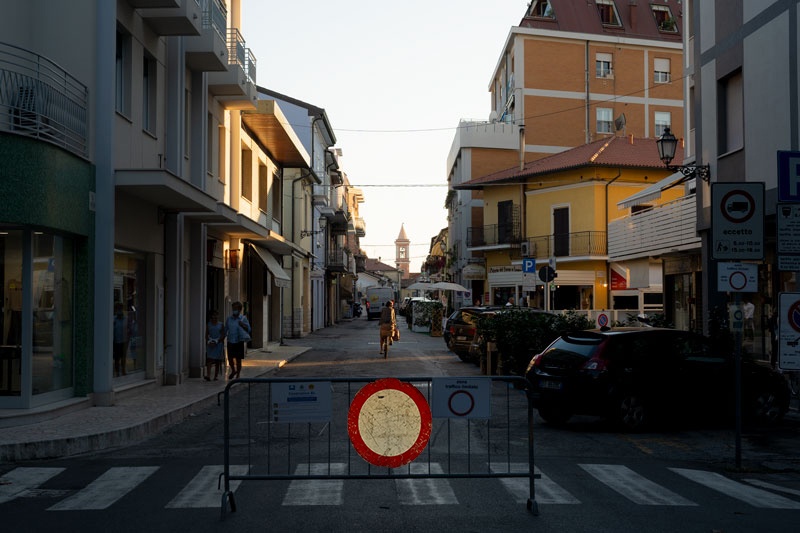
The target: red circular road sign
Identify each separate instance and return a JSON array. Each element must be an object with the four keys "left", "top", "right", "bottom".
[
  {"left": 787, "top": 301, "right": 800, "bottom": 333},
  {"left": 348, "top": 378, "right": 432, "bottom": 468},
  {"left": 448, "top": 390, "right": 475, "bottom": 416},
  {"left": 720, "top": 189, "right": 756, "bottom": 224}
]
